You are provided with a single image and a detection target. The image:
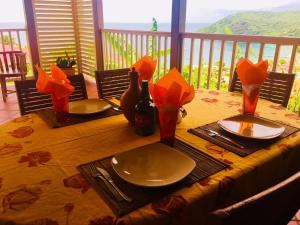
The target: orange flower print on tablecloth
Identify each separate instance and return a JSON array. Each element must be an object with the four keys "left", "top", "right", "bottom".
[
  {"left": 221, "top": 159, "right": 234, "bottom": 171},
  {"left": 224, "top": 100, "right": 241, "bottom": 107},
  {"left": 216, "top": 176, "right": 235, "bottom": 206},
  {"left": 208, "top": 90, "right": 219, "bottom": 95},
  {"left": 0, "top": 143, "right": 23, "bottom": 156},
  {"left": 13, "top": 115, "right": 33, "bottom": 123},
  {"left": 39, "top": 179, "right": 52, "bottom": 185},
  {"left": 64, "top": 203, "right": 74, "bottom": 213},
  {"left": 63, "top": 173, "right": 90, "bottom": 194},
  {"left": 2, "top": 185, "right": 42, "bottom": 213},
  {"left": 285, "top": 113, "right": 300, "bottom": 121},
  {"left": 278, "top": 143, "right": 292, "bottom": 151},
  {"left": 64, "top": 202, "right": 74, "bottom": 225},
  {"left": 199, "top": 177, "right": 211, "bottom": 186},
  {"left": 89, "top": 215, "right": 114, "bottom": 225},
  {"left": 9, "top": 126, "right": 34, "bottom": 138},
  {"left": 152, "top": 195, "right": 187, "bottom": 216},
  {"left": 201, "top": 98, "right": 218, "bottom": 103},
  {"left": 19, "top": 151, "right": 52, "bottom": 167},
  {"left": 269, "top": 105, "right": 285, "bottom": 110},
  {"left": 205, "top": 143, "right": 225, "bottom": 155},
  {"left": 24, "top": 218, "right": 59, "bottom": 225}
]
